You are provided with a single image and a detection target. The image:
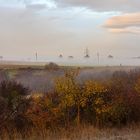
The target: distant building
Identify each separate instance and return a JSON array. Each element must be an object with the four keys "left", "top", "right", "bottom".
[
  {"left": 68, "top": 56, "right": 74, "bottom": 59},
  {"left": 108, "top": 55, "right": 114, "bottom": 59}
]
